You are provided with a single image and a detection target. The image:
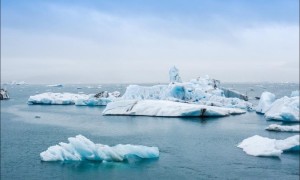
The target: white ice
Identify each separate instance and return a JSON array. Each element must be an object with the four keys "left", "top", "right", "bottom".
[
  {"left": 47, "top": 84, "right": 63, "bottom": 87},
  {"left": 40, "top": 135, "right": 159, "bottom": 161},
  {"left": 264, "top": 96, "right": 299, "bottom": 122},
  {"left": 169, "top": 66, "right": 182, "bottom": 83},
  {"left": 291, "top": 90, "right": 299, "bottom": 97},
  {"left": 256, "top": 91, "right": 299, "bottom": 122},
  {"left": 256, "top": 92, "right": 276, "bottom": 113},
  {"left": 102, "top": 99, "right": 245, "bottom": 117},
  {"left": 238, "top": 135, "right": 299, "bottom": 157},
  {"left": 121, "top": 83, "right": 253, "bottom": 110},
  {"left": 28, "top": 91, "right": 120, "bottom": 106},
  {"left": 266, "top": 124, "right": 299, "bottom": 132}
]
